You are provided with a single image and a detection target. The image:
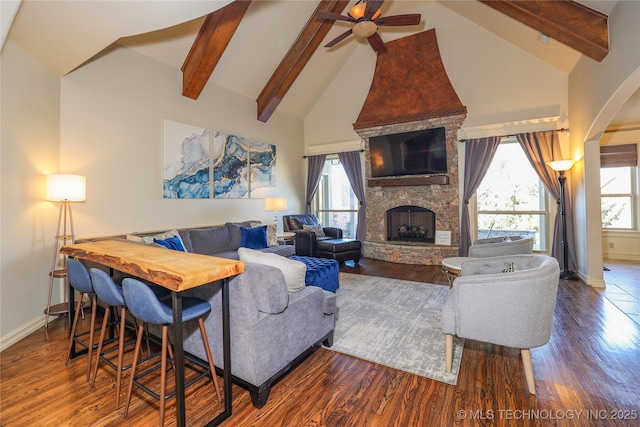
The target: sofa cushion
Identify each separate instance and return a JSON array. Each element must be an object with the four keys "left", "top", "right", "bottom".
[
  {"left": 238, "top": 247, "right": 306, "bottom": 292},
  {"left": 226, "top": 221, "right": 255, "bottom": 249},
  {"left": 190, "top": 227, "right": 233, "bottom": 256},
  {"left": 241, "top": 226, "right": 268, "bottom": 249},
  {"left": 261, "top": 245, "right": 295, "bottom": 257}
]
